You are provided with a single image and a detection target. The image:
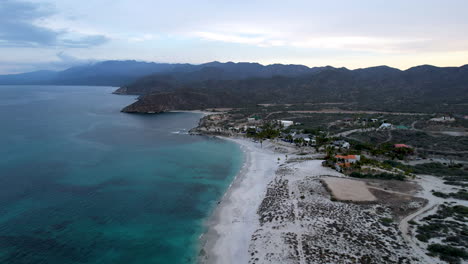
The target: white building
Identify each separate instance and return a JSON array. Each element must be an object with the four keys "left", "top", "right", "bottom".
[
  {"left": 430, "top": 116, "right": 455, "bottom": 122},
  {"left": 379, "top": 123, "right": 393, "bottom": 129},
  {"left": 332, "top": 140, "right": 350, "bottom": 149},
  {"left": 278, "top": 120, "right": 294, "bottom": 128}
]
